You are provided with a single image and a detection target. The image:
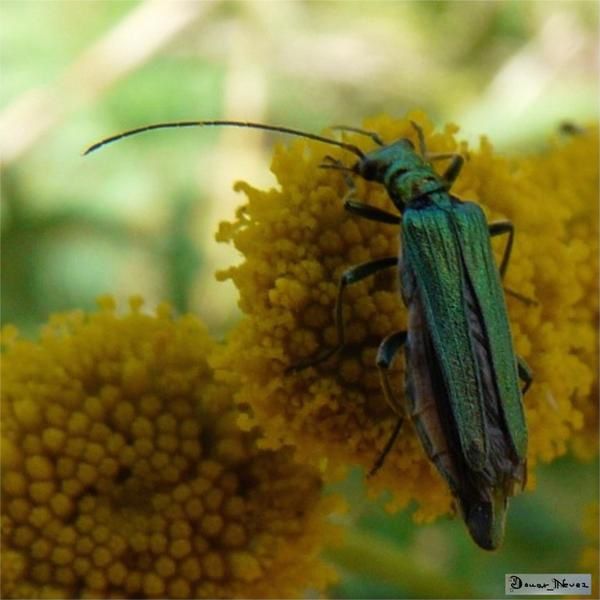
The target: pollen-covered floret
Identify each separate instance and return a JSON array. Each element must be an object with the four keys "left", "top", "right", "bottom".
[
  {"left": 1, "top": 297, "right": 340, "bottom": 598},
  {"left": 214, "top": 111, "right": 598, "bottom": 517}
]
